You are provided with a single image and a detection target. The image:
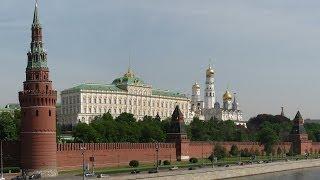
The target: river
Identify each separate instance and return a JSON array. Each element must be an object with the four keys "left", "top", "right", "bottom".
[{"left": 233, "top": 167, "right": 320, "bottom": 180}]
